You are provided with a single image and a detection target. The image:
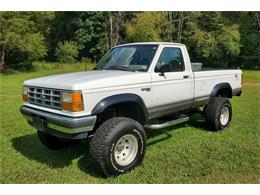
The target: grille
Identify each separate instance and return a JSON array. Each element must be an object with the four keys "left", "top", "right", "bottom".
[{"left": 28, "top": 86, "right": 61, "bottom": 110}]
